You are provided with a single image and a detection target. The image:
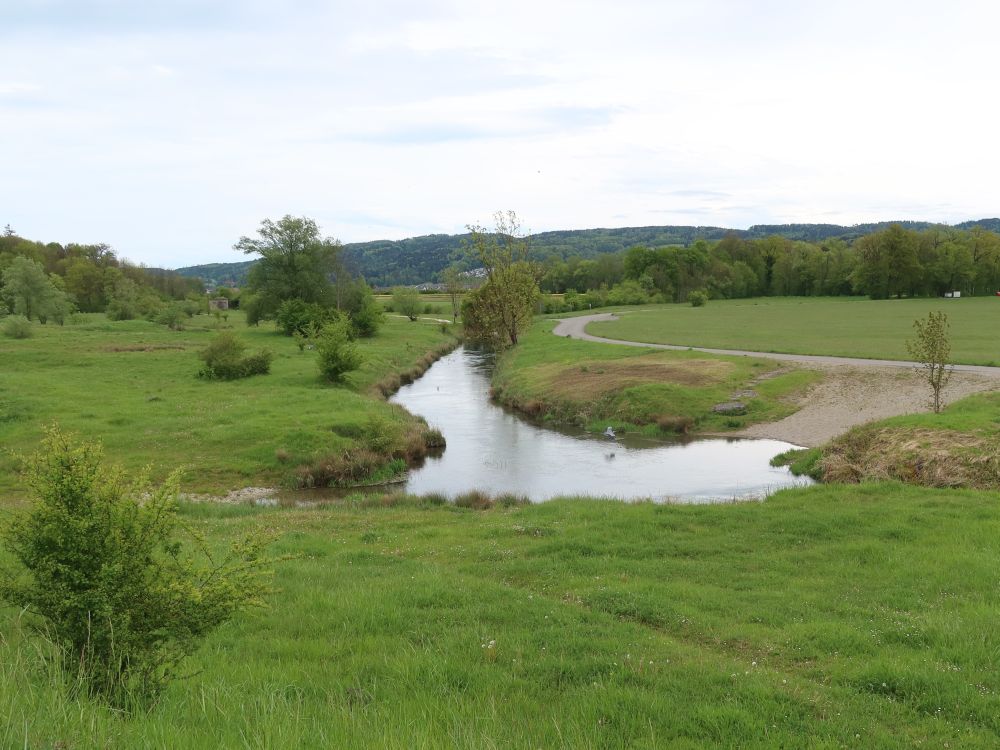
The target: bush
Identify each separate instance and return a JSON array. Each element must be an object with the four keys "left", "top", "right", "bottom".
[
  {"left": 198, "top": 331, "right": 273, "bottom": 380},
  {"left": 156, "top": 303, "right": 186, "bottom": 330},
  {"left": 392, "top": 287, "right": 422, "bottom": 321},
  {"left": 2, "top": 314, "right": 32, "bottom": 338},
  {"left": 688, "top": 290, "right": 709, "bottom": 307},
  {"left": 275, "top": 298, "right": 330, "bottom": 337},
  {"left": 0, "top": 427, "right": 273, "bottom": 707},
  {"left": 316, "top": 316, "right": 362, "bottom": 383}
]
